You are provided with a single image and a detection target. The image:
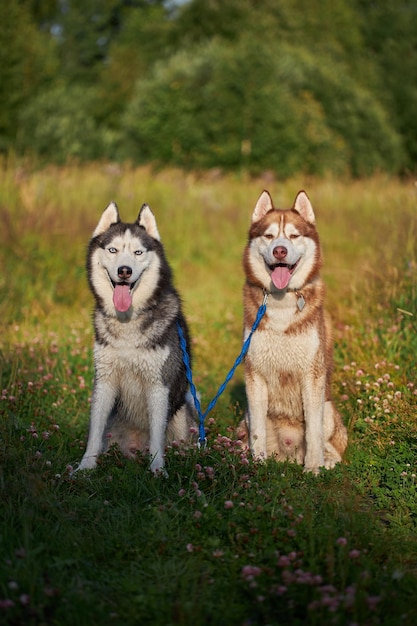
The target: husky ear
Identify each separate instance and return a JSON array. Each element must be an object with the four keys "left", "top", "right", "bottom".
[
  {"left": 93, "top": 202, "right": 120, "bottom": 237},
  {"left": 293, "top": 191, "right": 315, "bottom": 224},
  {"left": 137, "top": 204, "right": 161, "bottom": 241},
  {"left": 252, "top": 190, "right": 274, "bottom": 223}
]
